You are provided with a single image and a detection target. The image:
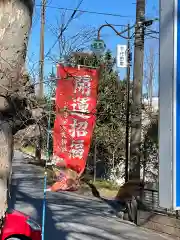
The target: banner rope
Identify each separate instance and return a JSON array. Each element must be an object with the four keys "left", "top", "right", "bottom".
[{"left": 41, "top": 82, "right": 53, "bottom": 240}]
